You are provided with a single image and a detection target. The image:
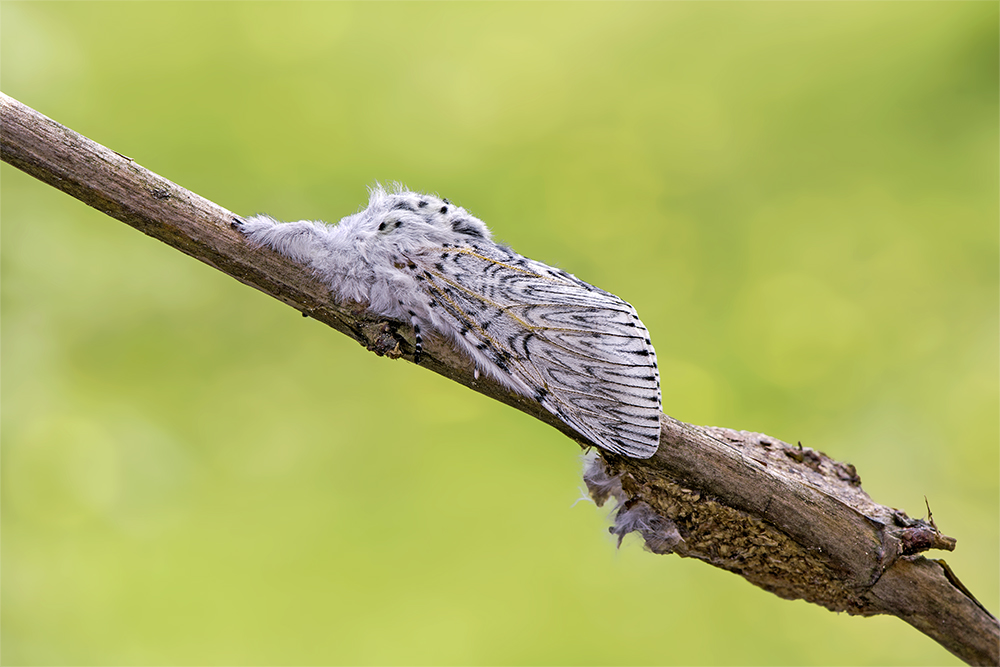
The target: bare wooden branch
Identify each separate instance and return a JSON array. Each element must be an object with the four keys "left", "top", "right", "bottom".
[{"left": 2, "top": 92, "right": 996, "bottom": 666}]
